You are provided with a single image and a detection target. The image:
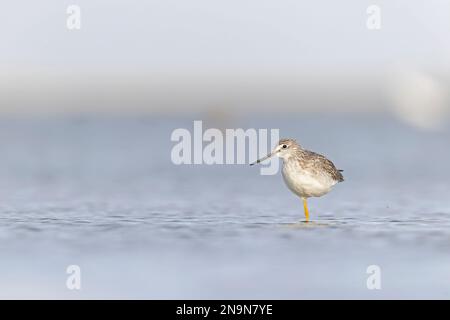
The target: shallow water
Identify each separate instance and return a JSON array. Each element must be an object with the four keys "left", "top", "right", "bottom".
[{"left": 0, "top": 115, "right": 450, "bottom": 299}]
